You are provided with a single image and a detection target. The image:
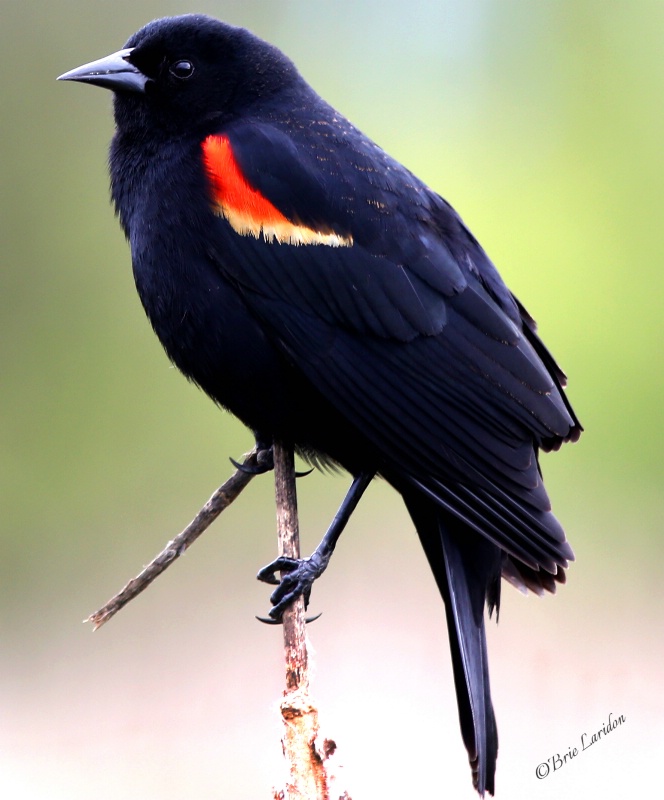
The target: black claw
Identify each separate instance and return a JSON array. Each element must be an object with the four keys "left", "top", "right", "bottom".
[
  {"left": 229, "top": 456, "right": 256, "bottom": 474},
  {"left": 256, "top": 614, "right": 280, "bottom": 625},
  {"left": 295, "top": 467, "right": 315, "bottom": 478},
  {"left": 229, "top": 440, "right": 274, "bottom": 474},
  {"left": 229, "top": 452, "right": 273, "bottom": 475},
  {"left": 255, "top": 612, "right": 322, "bottom": 625}
]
